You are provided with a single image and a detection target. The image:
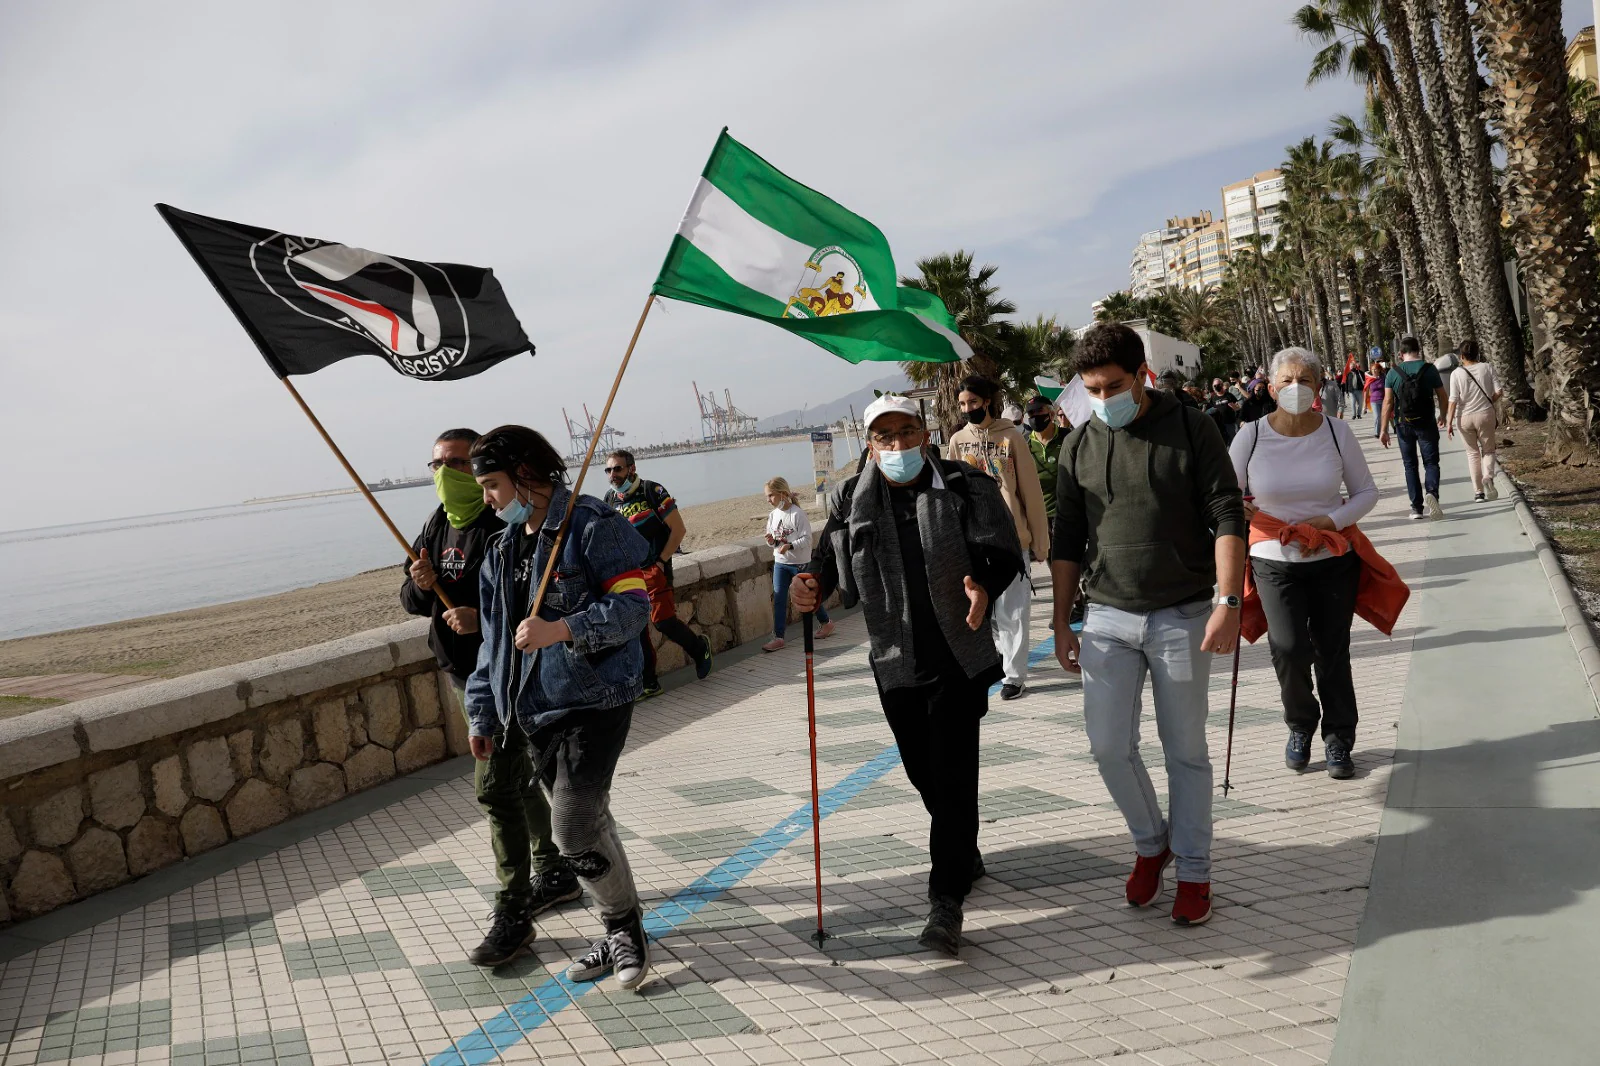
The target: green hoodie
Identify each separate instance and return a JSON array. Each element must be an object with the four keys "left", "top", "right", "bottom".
[{"left": 1051, "top": 390, "right": 1246, "bottom": 612}]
